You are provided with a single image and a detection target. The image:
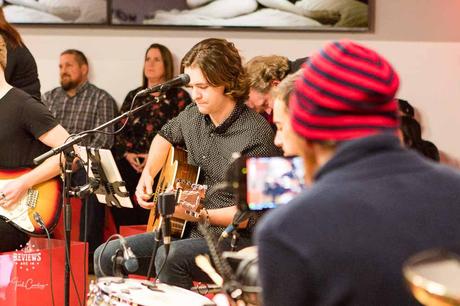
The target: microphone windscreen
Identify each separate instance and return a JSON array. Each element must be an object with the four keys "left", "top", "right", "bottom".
[
  {"left": 180, "top": 73, "right": 190, "bottom": 85},
  {"left": 124, "top": 257, "right": 139, "bottom": 273}
]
